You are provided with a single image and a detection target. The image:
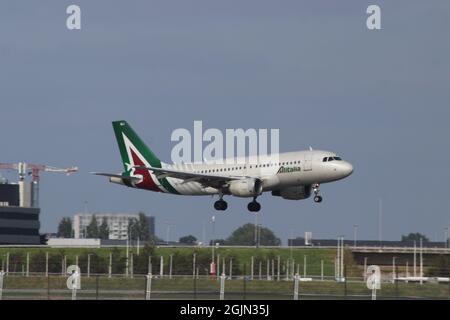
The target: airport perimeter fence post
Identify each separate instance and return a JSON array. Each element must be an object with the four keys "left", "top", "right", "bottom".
[
  {"left": 26, "top": 252, "right": 30, "bottom": 277},
  {"left": 130, "top": 253, "right": 134, "bottom": 279},
  {"left": 108, "top": 253, "right": 112, "bottom": 278},
  {"left": 243, "top": 264, "right": 247, "bottom": 300},
  {"left": 250, "top": 256, "right": 254, "bottom": 280},
  {"left": 87, "top": 254, "right": 91, "bottom": 278},
  {"left": 192, "top": 253, "right": 196, "bottom": 279},
  {"left": 285, "top": 260, "right": 289, "bottom": 281},
  {"left": 271, "top": 259, "right": 274, "bottom": 281},
  {"left": 217, "top": 254, "right": 220, "bottom": 279},
  {"left": 145, "top": 273, "right": 152, "bottom": 300},
  {"left": 0, "top": 270, "right": 5, "bottom": 300},
  {"left": 96, "top": 275, "right": 99, "bottom": 300},
  {"left": 344, "top": 264, "right": 347, "bottom": 299},
  {"left": 193, "top": 271, "right": 197, "bottom": 300},
  {"left": 321, "top": 260, "right": 324, "bottom": 281},
  {"left": 169, "top": 254, "right": 173, "bottom": 279},
  {"left": 277, "top": 256, "right": 280, "bottom": 281},
  {"left": 45, "top": 252, "right": 49, "bottom": 277},
  {"left": 6, "top": 252, "right": 9, "bottom": 275},
  {"left": 293, "top": 273, "right": 299, "bottom": 300},
  {"left": 304, "top": 255, "right": 307, "bottom": 278},
  {"left": 47, "top": 275, "right": 50, "bottom": 300},
  {"left": 395, "top": 265, "right": 399, "bottom": 299},
  {"left": 219, "top": 273, "right": 225, "bottom": 300},
  {"left": 229, "top": 258, "right": 233, "bottom": 279}
]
